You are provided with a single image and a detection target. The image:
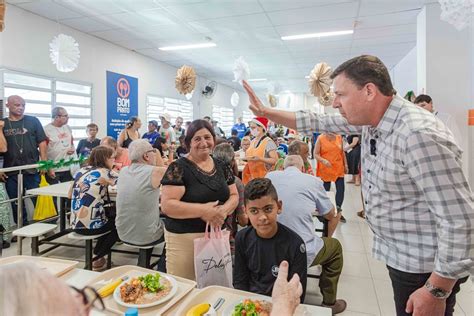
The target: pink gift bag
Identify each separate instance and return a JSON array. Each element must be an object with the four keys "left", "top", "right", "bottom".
[{"left": 194, "top": 223, "right": 233, "bottom": 288}]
